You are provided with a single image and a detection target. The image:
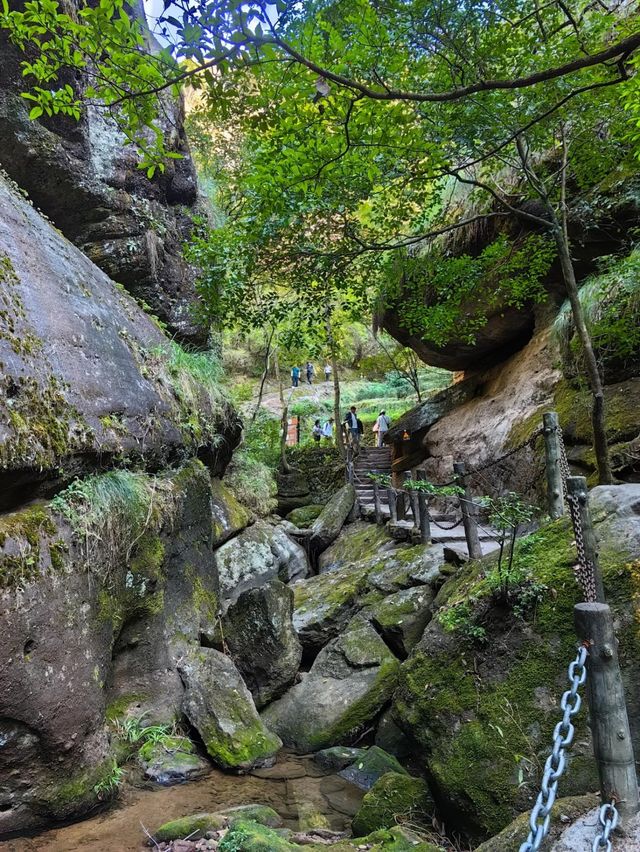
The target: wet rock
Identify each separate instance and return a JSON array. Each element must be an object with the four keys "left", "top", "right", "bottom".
[
  {"left": 261, "top": 621, "right": 399, "bottom": 752},
  {"left": 211, "top": 479, "right": 251, "bottom": 546},
  {"left": 178, "top": 648, "right": 282, "bottom": 771},
  {"left": 308, "top": 485, "right": 356, "bottom": 555},
  {"left": 338, "top": 746, "right": 408, "bottom": 791},
  {"left": 314, "top": 746, "right": 367, "bottom": 772},
  {"left": 221, "top": 579, "right": 302, "bottom": 709},
  {"left": 137, "top": 737, "right": 209, "bottom": 786},
  {"left": 215, "top": 520, "right": 309, "bottom": 607},
  {"left": 369, "top": 586, "right": 434, "bottom": 658},
  {"left": 0, "top": 174, "right": 240, "bottom": 504},
  {"left": 351, "top": 771, "right": 433, "bottom": 836},
  {"left": 0, "top": 460, "right": 220, "bottom": 835}
]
